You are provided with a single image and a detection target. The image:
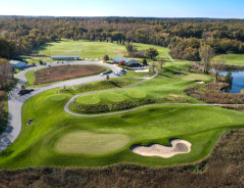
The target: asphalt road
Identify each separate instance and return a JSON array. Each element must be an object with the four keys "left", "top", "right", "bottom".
[{"left": 0, "top": 61, "right": 120, "bottom": 152}]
